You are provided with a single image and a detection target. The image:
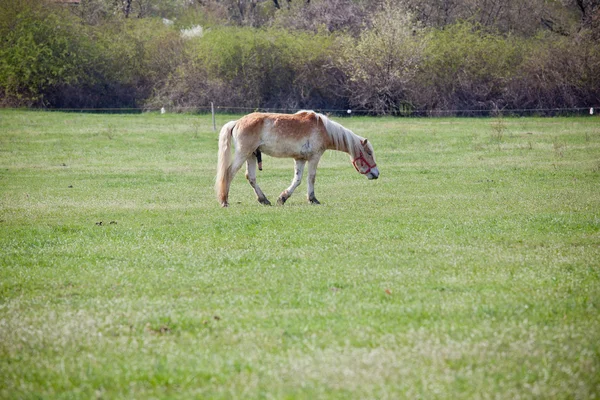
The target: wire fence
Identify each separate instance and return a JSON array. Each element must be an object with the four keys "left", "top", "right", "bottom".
[{"left": 6, "top": 105, "right": 598, "bottom": 117}]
